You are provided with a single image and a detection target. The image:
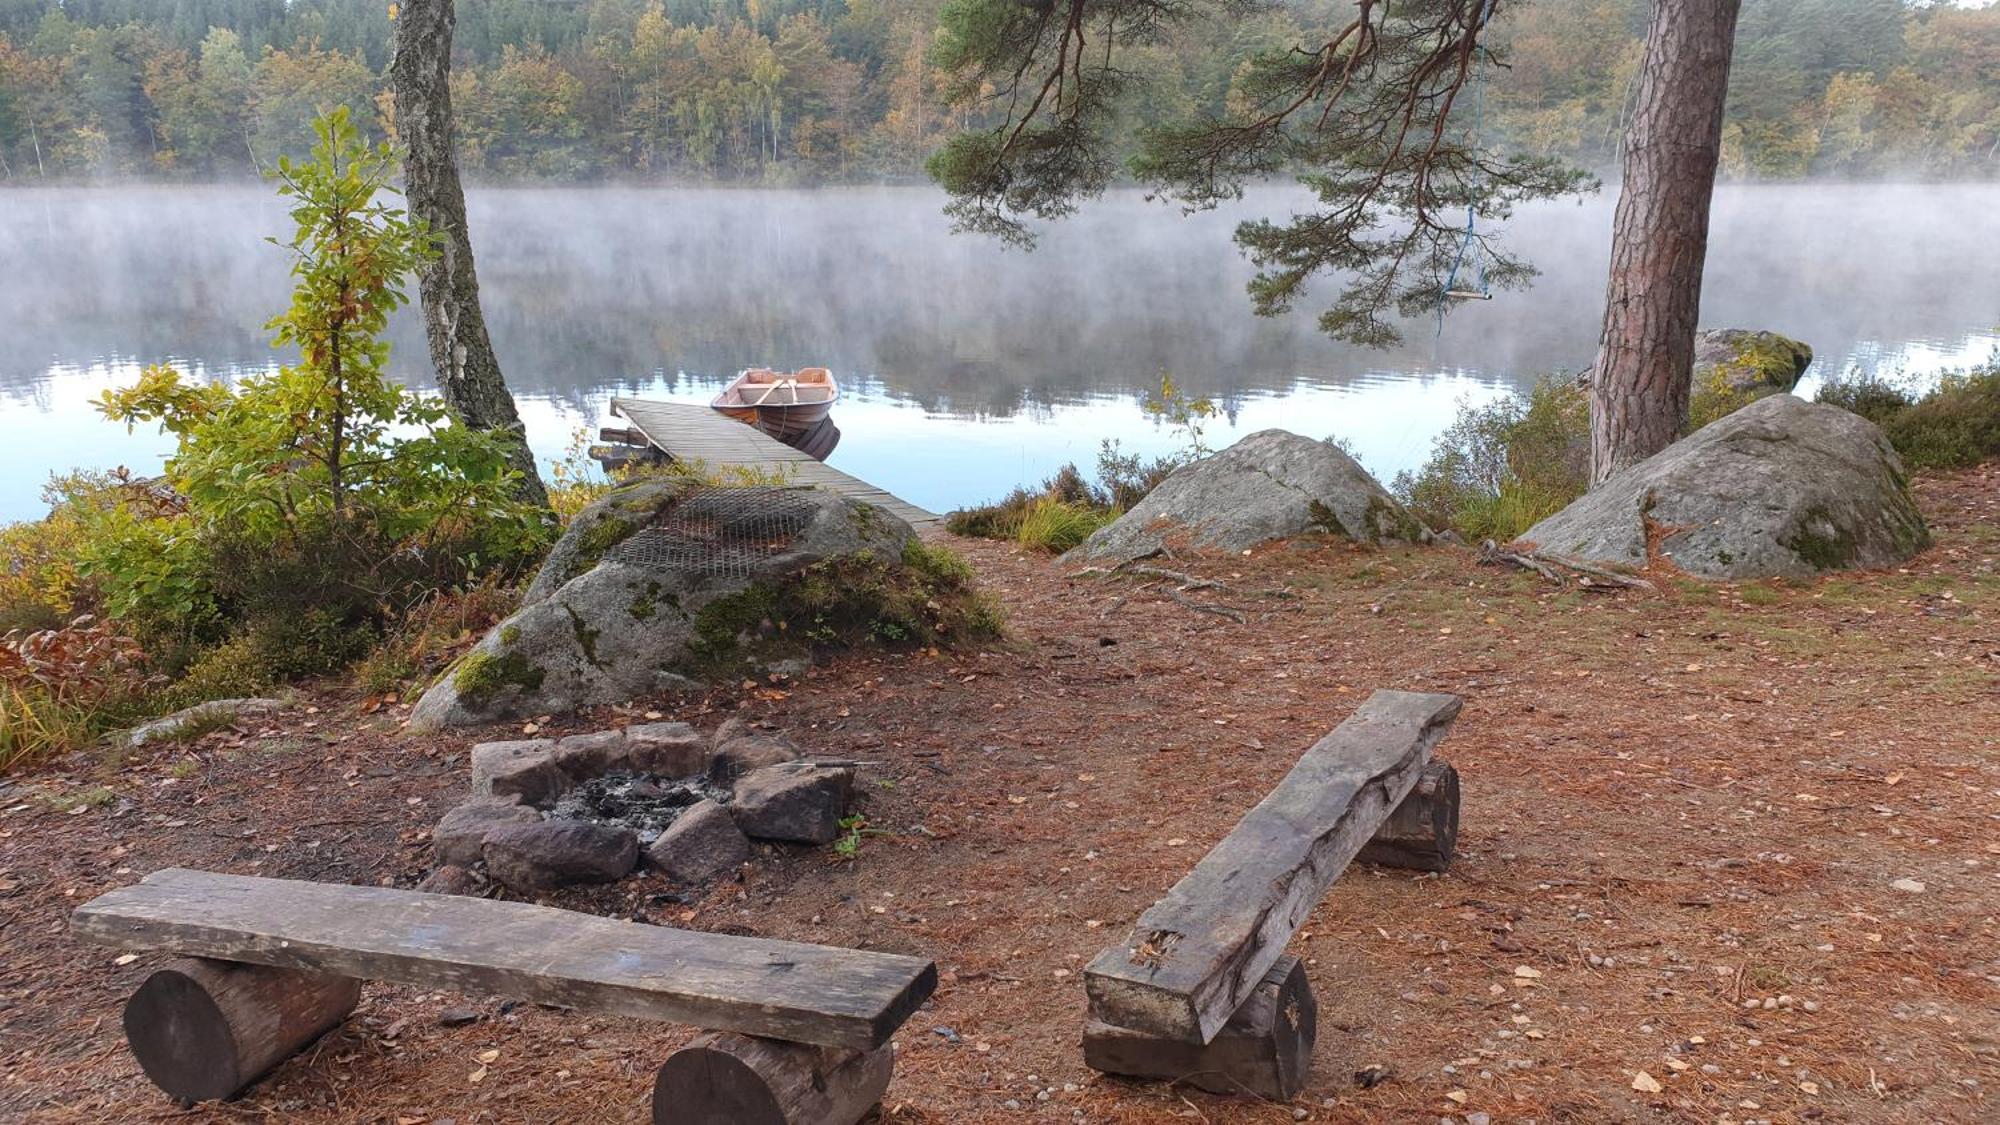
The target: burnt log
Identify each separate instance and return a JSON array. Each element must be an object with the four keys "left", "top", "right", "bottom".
[{"left": 122, "top": 957, "right": 359, "bottom": 1103}]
